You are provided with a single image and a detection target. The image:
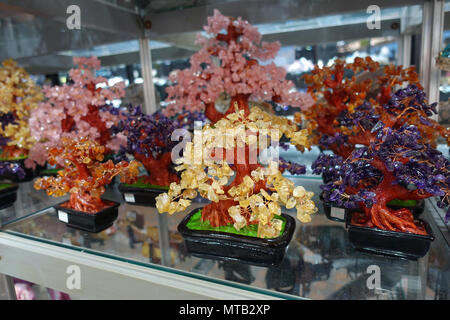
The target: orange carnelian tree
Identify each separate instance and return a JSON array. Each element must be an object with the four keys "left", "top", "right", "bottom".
[
  {"left": 298, "top": 57, "right": 449, "bottom": 158},
  {"left": 34, "top": 138, "right": 140, "bottom": 213}
]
